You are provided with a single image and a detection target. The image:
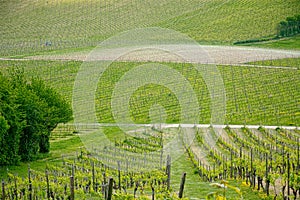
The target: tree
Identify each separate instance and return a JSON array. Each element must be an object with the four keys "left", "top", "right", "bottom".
[
  {"left": 277, "top": 14, "right": 300, "bottom": 37},
  {"left": 0, "top": 69, "right": 73, "bottom": 164},
  {"left": 15, "top": 85, "right": 46, "bottom": 160},
  {"left": 277, "top": 21, "right": 288, "bottom": 37},
  {"left": 286, "top": 16, "right": 297, "bottom": 36},
  {"left": 295, "top": 15, "right": 300, "bottom": 33},
  {"left": 8, "top": 69, "right": 44, "bottom": 161},
  {"left": 29, "top": 78, "right": 73, "bottom": 153},
  {"left": 0, "top": 115, "right": 11, "bottom": 164},
  {"left": 0, "top": 74, "right": 23, "bottom": 165}
]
